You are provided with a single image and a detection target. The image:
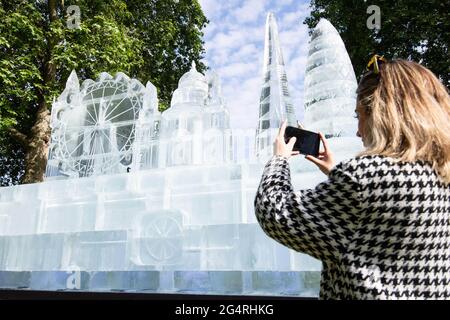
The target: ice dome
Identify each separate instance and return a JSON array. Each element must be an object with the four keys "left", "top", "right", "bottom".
[
  {"left": 171, "top": 62, "right": 208, "bottom": 108},
  {"left": 304, "top": 18, "right": 358, "bottom": 137}
]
